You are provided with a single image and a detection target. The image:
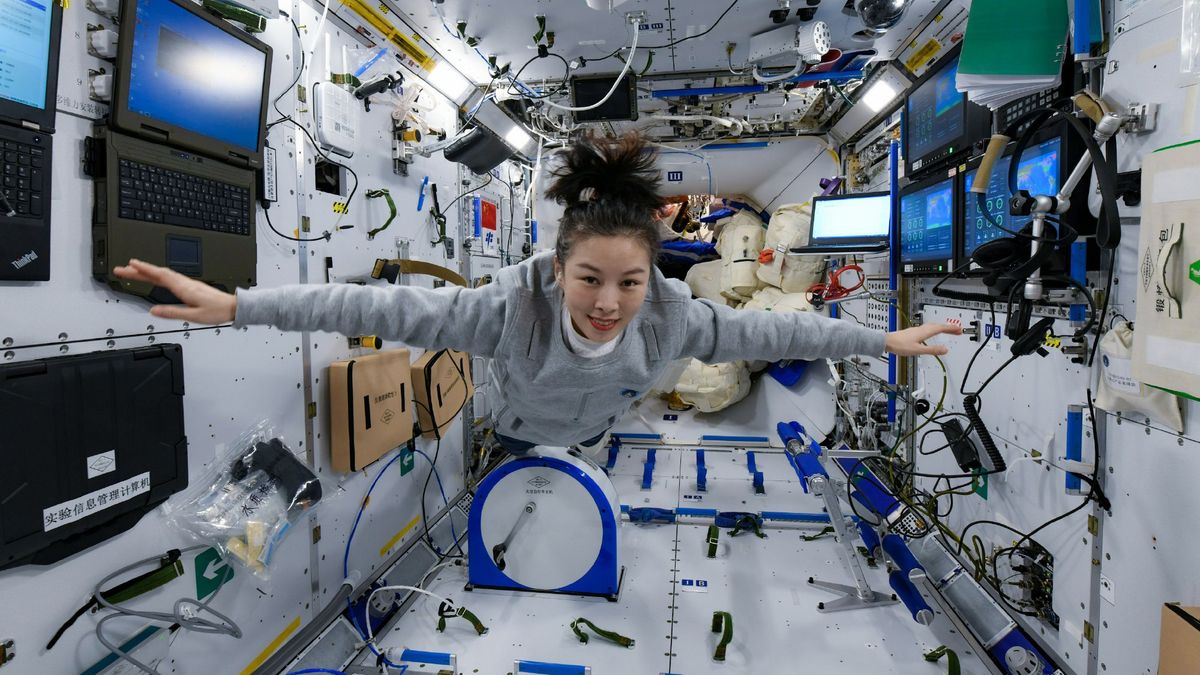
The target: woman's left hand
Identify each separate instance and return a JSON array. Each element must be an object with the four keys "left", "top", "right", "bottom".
[{"left": 884, "top": 323, "right": 962, "bottom": 356}]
